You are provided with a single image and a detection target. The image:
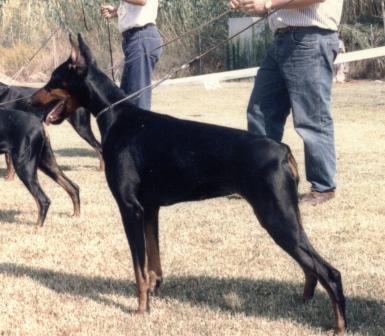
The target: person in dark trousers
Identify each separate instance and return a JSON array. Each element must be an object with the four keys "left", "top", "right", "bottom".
[
  {"left": 101, "top": 0, "right": 162, "bottom": 110},
  {"left": 229, "top": 0, "right": 343, "bottom": 206}
]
